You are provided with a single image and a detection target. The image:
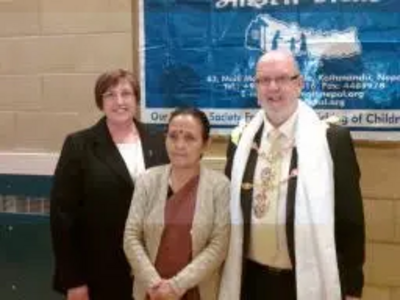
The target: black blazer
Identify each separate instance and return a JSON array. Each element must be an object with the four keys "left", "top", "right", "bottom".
[
  {"left": 225, "top": 124, "right": 365, "bottom": 298},
  {"left": 50, "top": 117, "right": 169, "bottom": 299}
]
